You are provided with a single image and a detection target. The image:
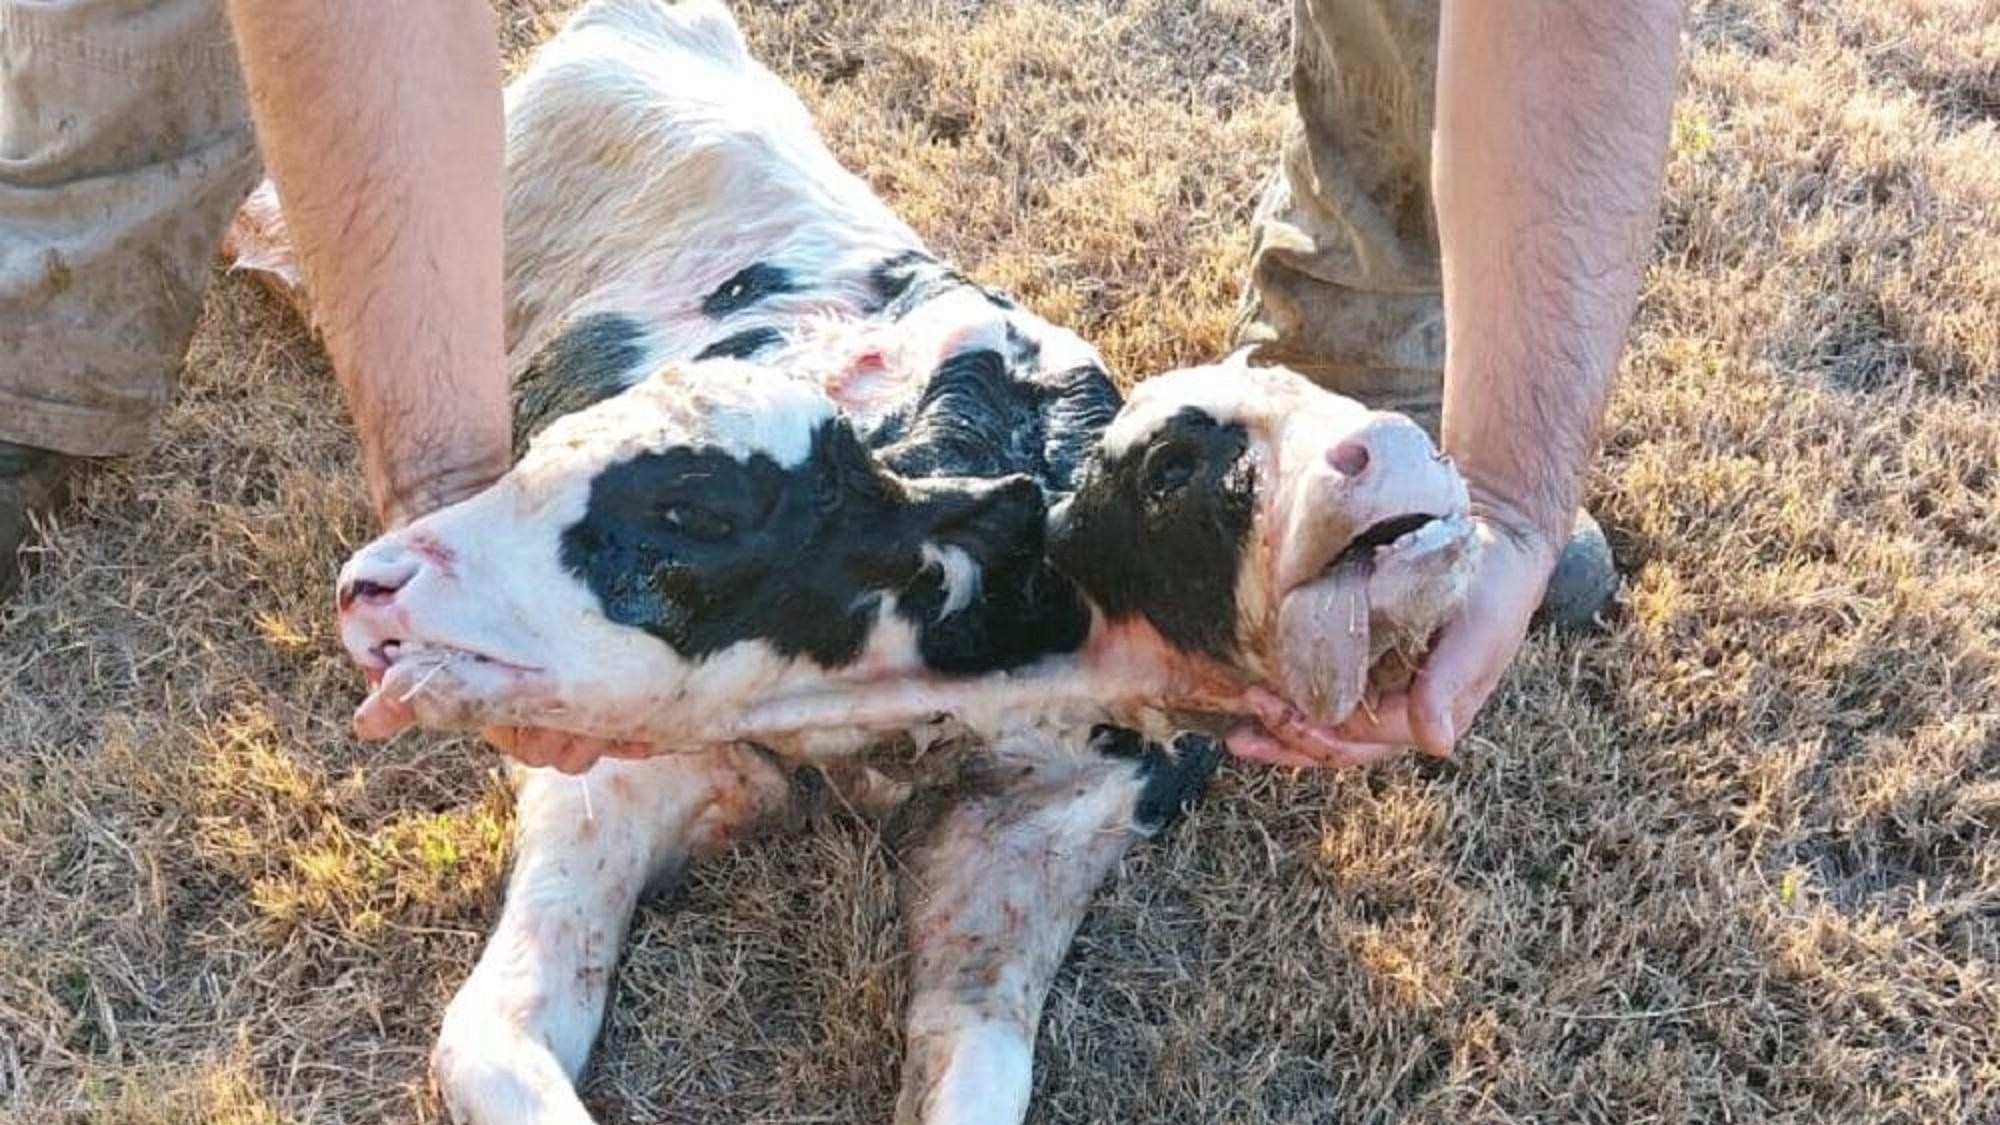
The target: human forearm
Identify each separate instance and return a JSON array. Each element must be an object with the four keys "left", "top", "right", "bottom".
[
  {"left": 1434, "top": 0, "right": 1681, "bottom": 545},
  {"left": 226, "top": 0, "right": 510, "bottom": 527}
]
